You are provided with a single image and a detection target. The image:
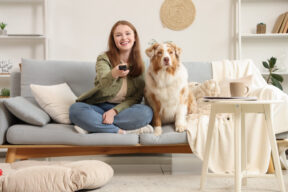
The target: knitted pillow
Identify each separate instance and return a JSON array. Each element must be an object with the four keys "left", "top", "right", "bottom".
[{"left": 189, "top": 79, "right": 220, "bottom": 115}]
